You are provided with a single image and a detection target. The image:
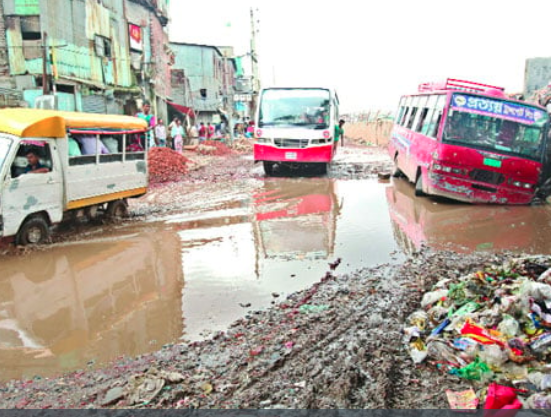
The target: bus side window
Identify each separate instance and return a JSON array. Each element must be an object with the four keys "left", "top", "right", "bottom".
[
  {"left": 421, "top": 109, "right": 435, "bottom": 136},
  {"left": 415, "top": 108, "right": 429, "bottom": 132},
  {"left": 395, "top": 97, "right": 406, "bottom": 124},
  {"left": 406, "top": 107, "right": 418, "bottom": 130},
  {"left": 400, "top": 107, "right": 410, "bottom": 126}
]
